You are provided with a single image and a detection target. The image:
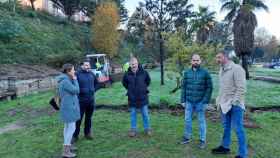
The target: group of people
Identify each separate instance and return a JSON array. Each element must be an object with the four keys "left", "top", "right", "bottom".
[
  {"left": 180, "top": 50, "right": 247, "bottom": 158},
  {"left": 58, "top": 61, "right": 100, "bottom": 157},
  {"left": 57, "top": 48, "right": 247, "bottom": 158}
]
